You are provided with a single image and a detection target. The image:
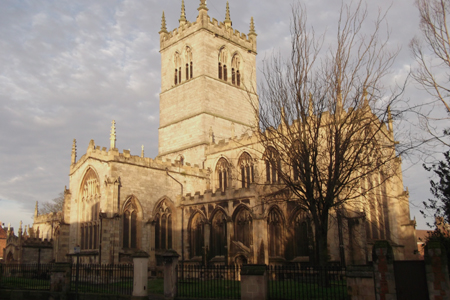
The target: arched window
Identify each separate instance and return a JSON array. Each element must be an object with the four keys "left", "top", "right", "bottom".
[
  {"left": 238, "top": 152, "right": 254, "bottom": 188},
  {"left": 123, "top": 198, "right": 139, "bottom": 249},
  {"left": 79, "top": 168, "right": 100, "bottom": 250},
  {"left": 174, "top": 52, "right": 181, "bottom": 85},
  {"left": 235, "top": 208, "right": 252, "bottom": 247},
  {"left": 190, "top": 213, "right": 205, "bottom": 258},
  {"left": 211, "top": 211, "right": 227, "bottom": 257},
  {"left": 154, "top": 200, "right": 173, "bottom": 250},
  {"left": 216, "top": 157, "right": 230, "bottom": 192},
  {"left": 293, "top": 212, "right": 309, "bottom": 257},
  {"left": 268, "top": 209, "right": 283, "bottom": 257},
  {"left": 185, "top": 47, "right": 193, "bottom": 80},
  {"left": 264, "top": 147, "right": 280, "bottom": 184},
  {"left": 231, "top": 55, "right": 241, "bottom": 86},
  {"left": 218, "top": 48, "right": 228, "bottom": 81}
]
